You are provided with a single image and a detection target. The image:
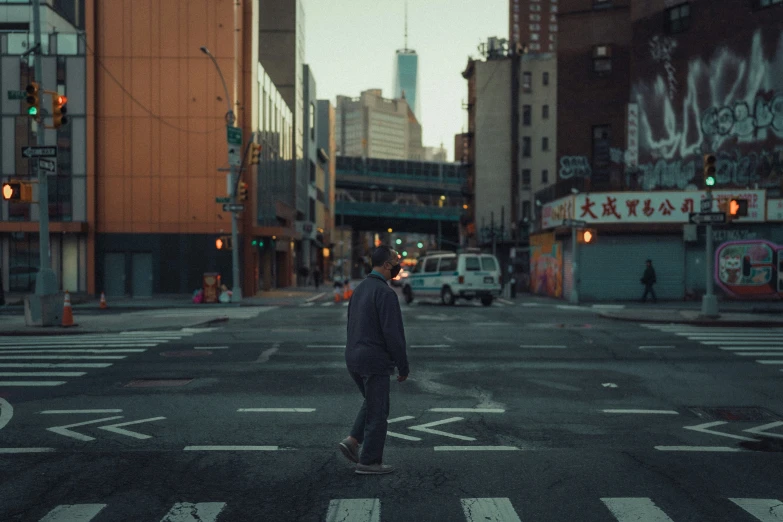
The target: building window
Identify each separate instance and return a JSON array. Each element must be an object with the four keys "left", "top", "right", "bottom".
[
  {"left": 522, "top": 200, "right": 531, "bottom": 220},
  {"left": 521, "top": 169, "right": 531, "bottom": 187},
  {"left": 523, "top": 137, "right": 531, "bottom": 158},
  {"left": 309, "top": 102, "right": 315, "bottom": 140},
  {"left": 542, "top": 137, "right": 549, "bottom": 151},
  {"left": 543, "top": 72, "right": 549, "bottom": 86},
  {"left": 593, "top": 45, "right": 612, "bottom": 74},
  {"left": 592, "top": 125, "right": 611, "bottom": 181},
  {"left": 594, "top": 0, "right": 612, "bottom": 8},
  {"left": 542, "top": 169, "right": 549, "bottom": 184},
  {"left": 523, "top": 105, "right": 532, "bottom": 126},
  {"left": 542, "top": 105, "right": 549, "bottom": 119},
  {"left": 755, "top": 0, "right": 781, "bottom": 8},
  {"left": 522, "top": 72, "right": 532, "bottom": 92},
  {"left": 667, "top": 3, "right": 690, "bottom": 33}
]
